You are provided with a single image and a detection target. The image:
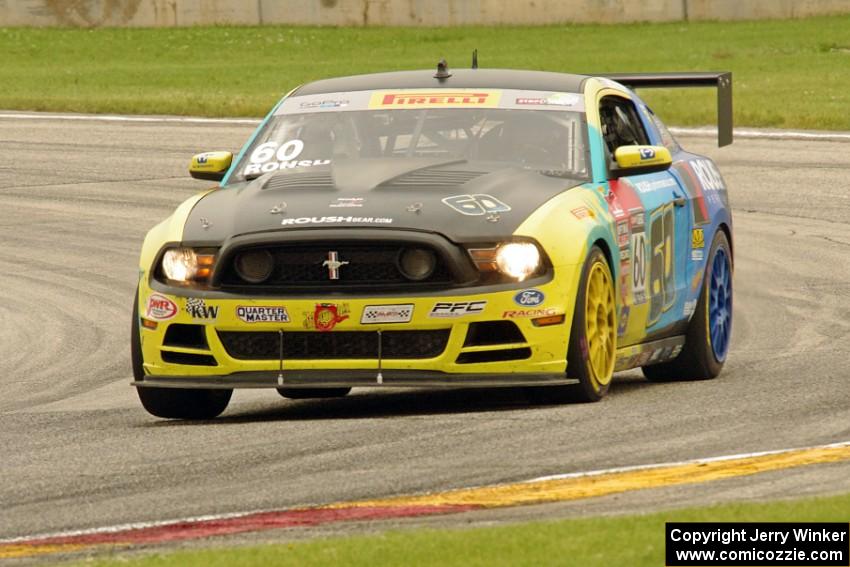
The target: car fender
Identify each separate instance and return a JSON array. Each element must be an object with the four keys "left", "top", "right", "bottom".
[{"left": 138, "top": 189, "right": 216, "bottom": 272}]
